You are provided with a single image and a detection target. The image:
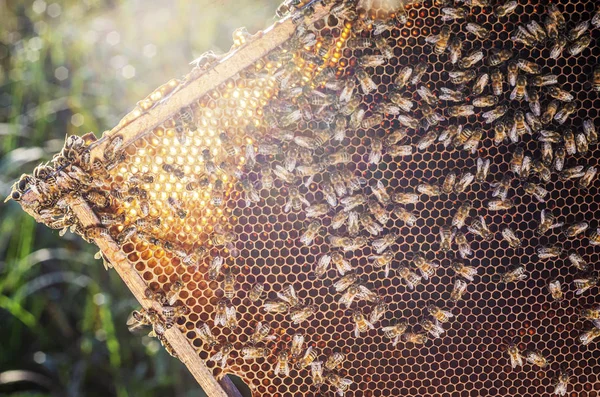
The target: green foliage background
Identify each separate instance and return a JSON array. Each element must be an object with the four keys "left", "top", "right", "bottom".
[{"left": 0, "top": 1, "right": 280, "bottom": 395}]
